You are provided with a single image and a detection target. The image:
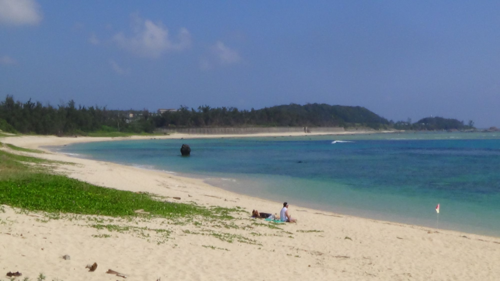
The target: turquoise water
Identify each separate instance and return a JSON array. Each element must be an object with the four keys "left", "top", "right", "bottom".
[{"left": 55, "top": 132, "right": 500, "bottom": 237}]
